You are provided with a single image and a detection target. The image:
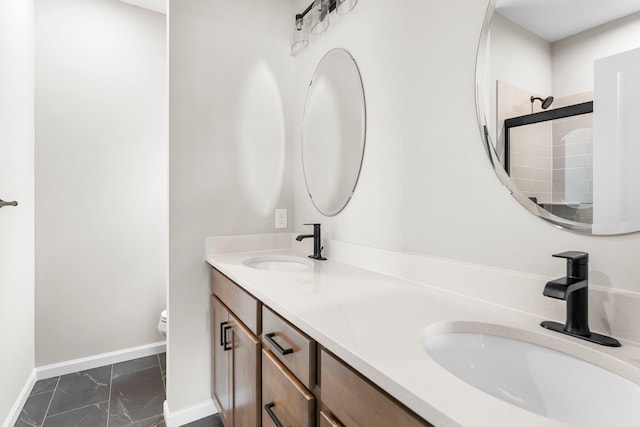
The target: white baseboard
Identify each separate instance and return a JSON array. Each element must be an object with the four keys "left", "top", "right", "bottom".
[
  {"left": 2, "top": 370, "right": 36, "bottom": 427},
  {"left": 163, "top": 399, "right": 218, "bottom": 427},
  {"left": 3, "top": 342, "right": 167, "bottom": 427},
  {"left": 36, "top": 341, "right": 166, "bottom": 380}
]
